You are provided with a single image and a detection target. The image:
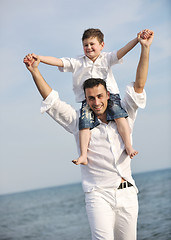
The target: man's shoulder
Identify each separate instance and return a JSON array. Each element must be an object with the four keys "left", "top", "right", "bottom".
[
  {"left": 41, "top": 89, "right": 80, "bottom": 134},
  {"left": 122, "top": 83, "right": 147, "bottom": 111}
]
